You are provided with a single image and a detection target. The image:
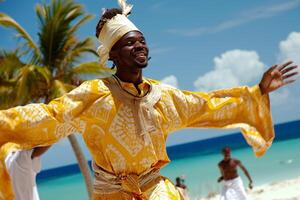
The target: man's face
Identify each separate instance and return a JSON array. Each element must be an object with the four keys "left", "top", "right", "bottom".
[
  {"left": 110, "top": 31, "right": 149, "bottom": 70},
  {"left": 222, "top": 149, "right": 231, "bottom": 161}
]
